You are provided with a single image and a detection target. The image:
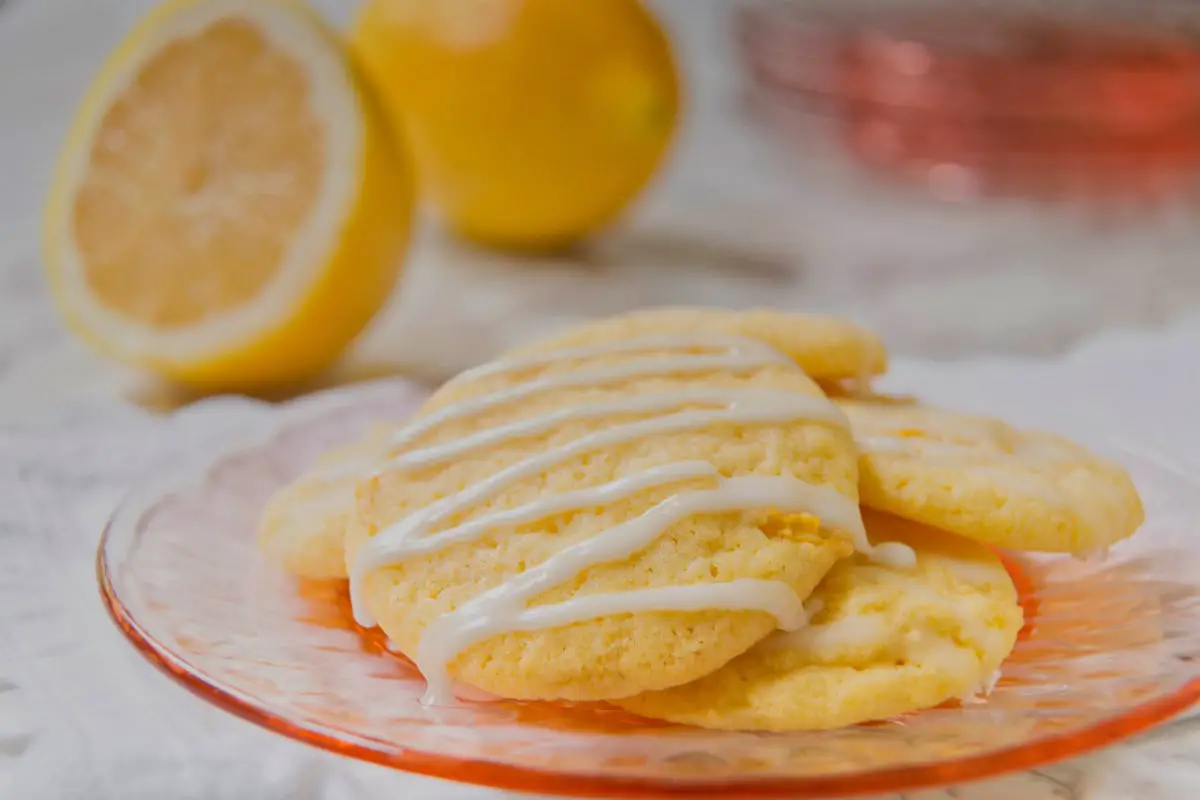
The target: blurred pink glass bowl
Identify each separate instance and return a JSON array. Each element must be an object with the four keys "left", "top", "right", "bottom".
[
  {"left": 98, "top": 380, "right": 1200, "bottom": 797},
  {"left": 736, "top": 0, "right": 1200, "bottom": 202}
]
